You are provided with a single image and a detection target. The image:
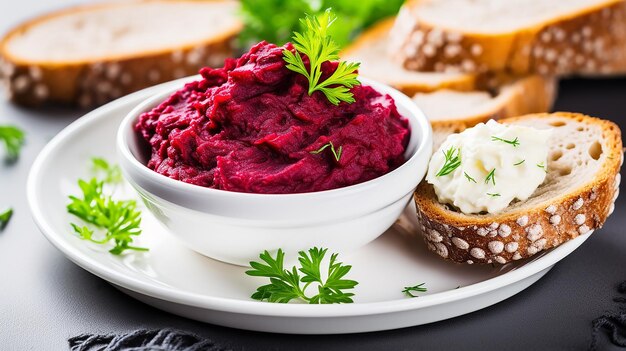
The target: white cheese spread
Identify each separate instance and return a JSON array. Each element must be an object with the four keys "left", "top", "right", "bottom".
[{"left": 426, "top": 120, "right": 551, "bottom": 214}]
